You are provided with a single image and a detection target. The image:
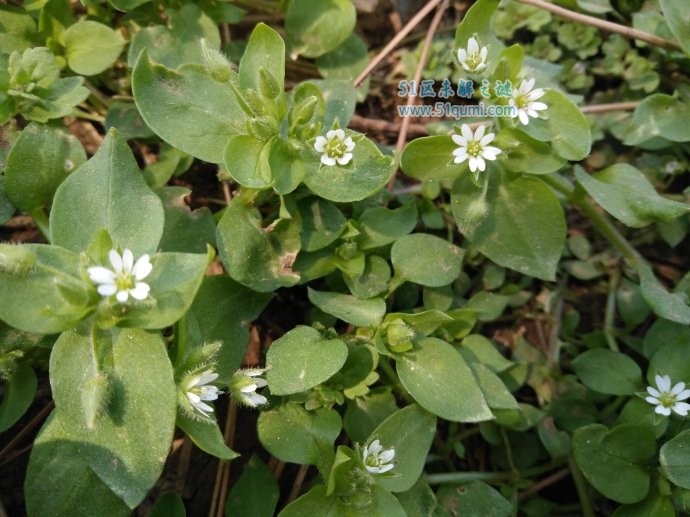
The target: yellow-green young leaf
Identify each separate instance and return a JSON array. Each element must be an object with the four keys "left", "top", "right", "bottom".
[
  {"left": 266, "top": 325, "right": 347, "bottom": 395},
  {"left": 396, "top": 337, "right": 493, "bottom": 423},
  {"left": 572, "top": 424, "right": 656, "bottom": 504},
  {"left": 258, "top": 404, "right": 341, "bottom": 470},
  {"left": 0, "top": 5, "right": 37, "bottom": 54},
  {"left": 132, "top": 54, "right": 246, "bottom": 163},
  {"left": 49, "top": 328, "right": 177, "bottom": 509},
  {"left": 520, "top": 90, "right": 591, "bottom": 161},
  {"left": 25, "top": 413, "right": 130, "bottom": 517},
  {"left": 216, "top": 198, "right": 301, "bottom": 292},
  {"left": 285, "top": 0, "right": 356, "bottom": 59},
  {"left": 224, "top": 134, "right": 274, "bottom": 189},
  {"left": 50, "top": 129, "right": 164, "bottom": 256},
  {"left": 660, "top": 0, "right": 690, "bottom": 58},
  {"left": 4, "top": 122, "right": 86, "bottom": 211},
  {"left": 63, "top": 20, "right": 125, "bottom": 76},
  {"left": 575, "top": 164, "right": 690, "bottom": 228},
  {"left": 451, "top": 172, "right": 565, "bottom": 281}
]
